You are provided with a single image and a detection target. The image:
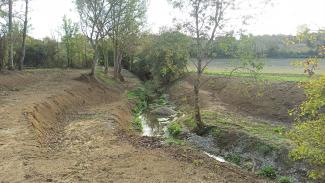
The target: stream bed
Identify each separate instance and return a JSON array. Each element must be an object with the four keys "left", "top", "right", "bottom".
[
  {"left": 139, "top": 95, "right": 228, "bottom": 164},
  {"left": 138, "top": 95, "right": 309, "bottom": 182}
]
